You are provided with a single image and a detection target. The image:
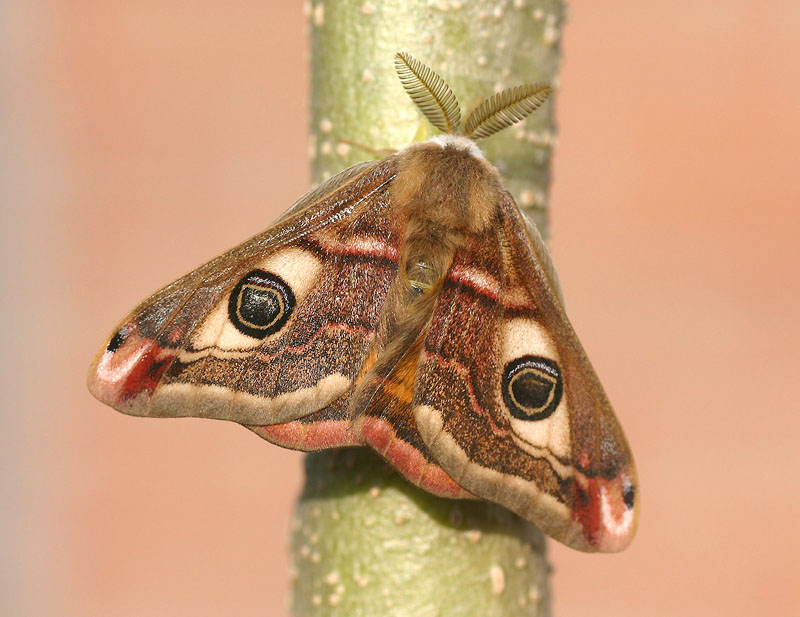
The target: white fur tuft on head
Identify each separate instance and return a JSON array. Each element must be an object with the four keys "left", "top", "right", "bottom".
[{"left": 429, "top": 134, "right": 486, "bottom": 160}]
